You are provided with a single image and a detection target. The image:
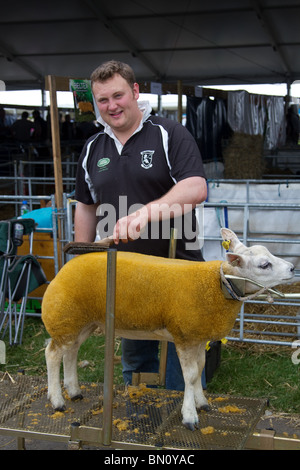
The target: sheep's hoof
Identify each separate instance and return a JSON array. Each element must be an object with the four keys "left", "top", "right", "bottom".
[
  {"left": 71, "top": 394, "right": 84, "bottom": 402},
  {"left": 199, "top": 404, "right": 211, "bottom": 412},
  {"left": 183, "top": 421, "right": 198, "bottom": 432},
  {"left": 54, "top": 405, "right": 66, "bottom": 412}
]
